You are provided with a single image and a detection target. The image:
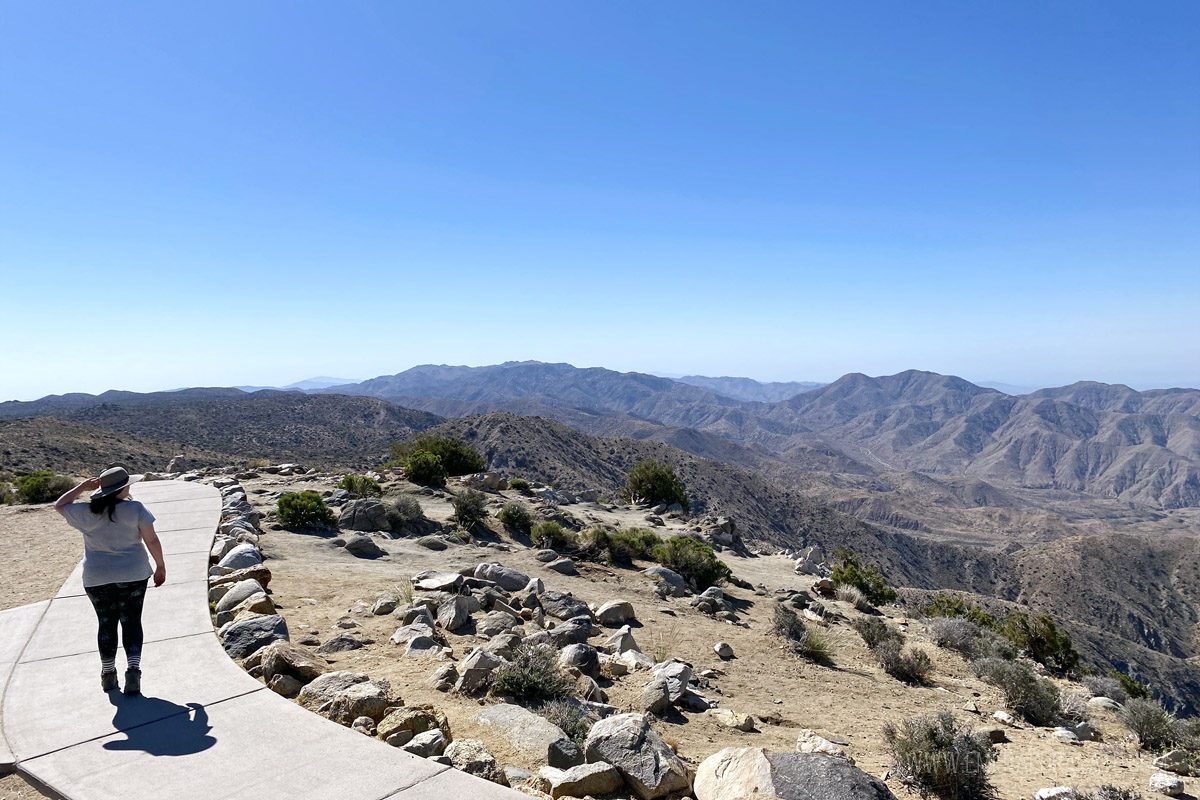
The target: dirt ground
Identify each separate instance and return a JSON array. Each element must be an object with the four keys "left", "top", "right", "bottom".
[{"left": 0, "top": 504, "right": 83, "bottom": 611}]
